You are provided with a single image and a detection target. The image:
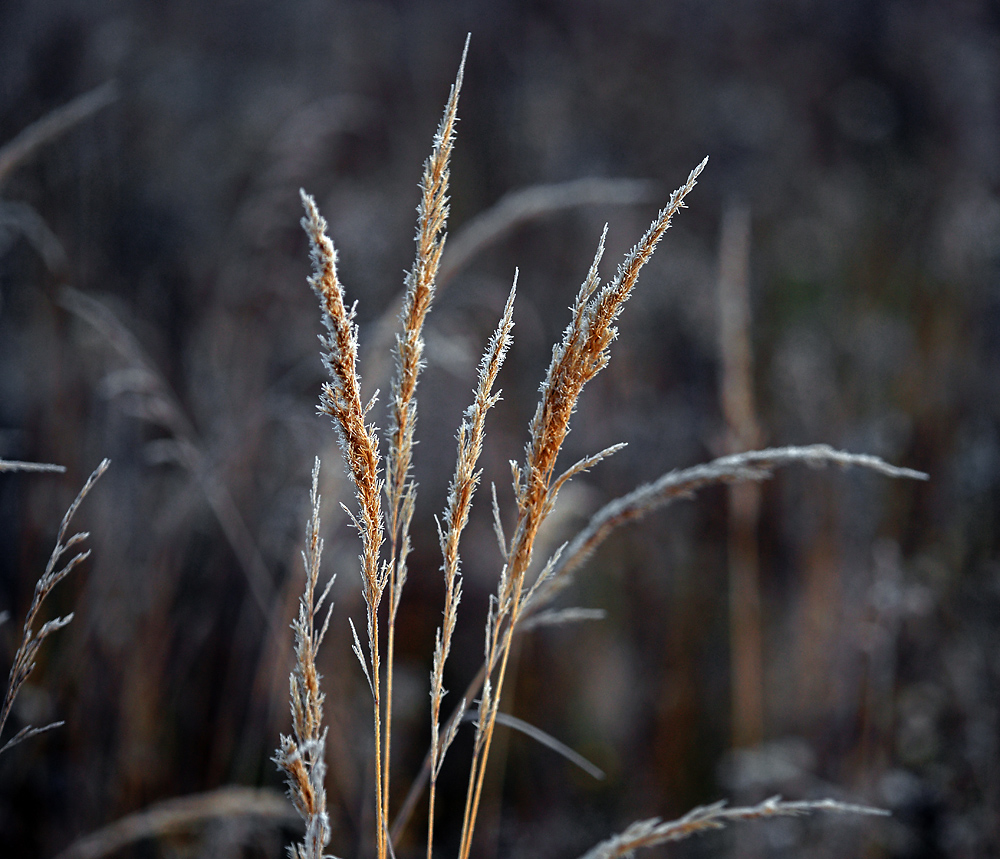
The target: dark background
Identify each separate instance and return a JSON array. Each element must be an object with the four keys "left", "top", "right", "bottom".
[{"left": 1, "top": 1, "right": 997, "bottom": 857}]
